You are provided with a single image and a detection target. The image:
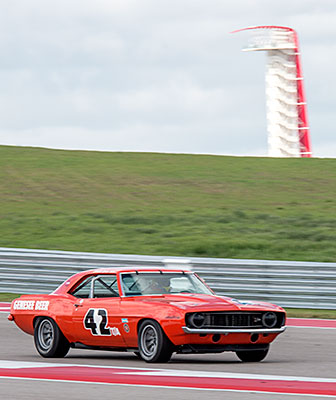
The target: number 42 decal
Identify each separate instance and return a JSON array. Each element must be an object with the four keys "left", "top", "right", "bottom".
[{"left": 84, "top": 308, "right": 120, "bottom": 336}]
